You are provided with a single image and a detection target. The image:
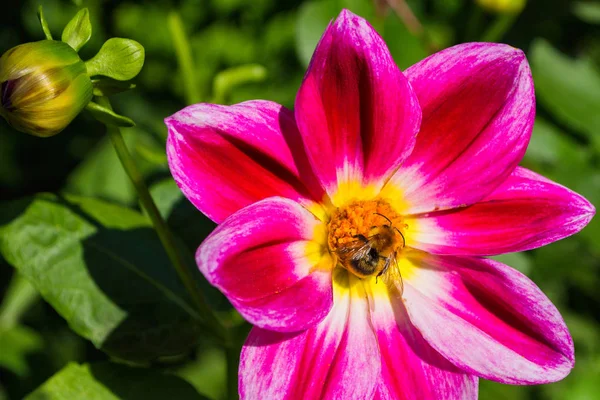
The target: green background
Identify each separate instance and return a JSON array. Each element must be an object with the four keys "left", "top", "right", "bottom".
[{"left": 1, "top": 0, "right": 599, "bottom": 399}]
